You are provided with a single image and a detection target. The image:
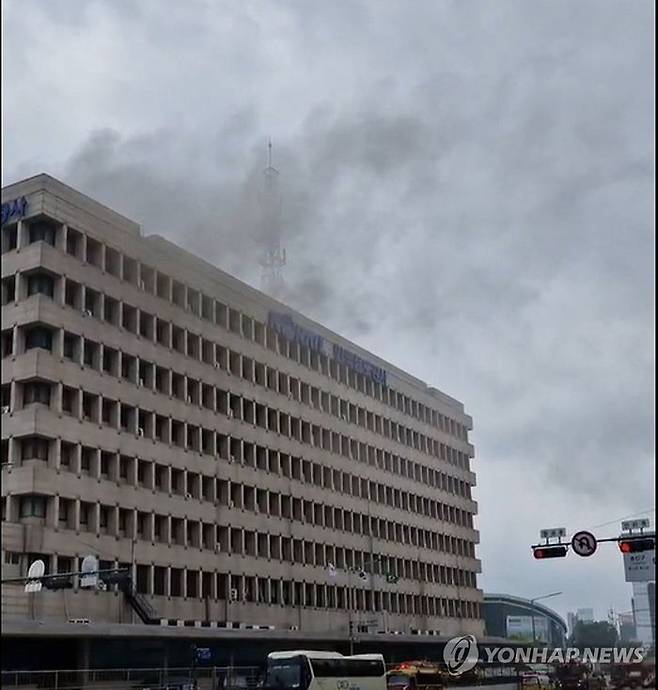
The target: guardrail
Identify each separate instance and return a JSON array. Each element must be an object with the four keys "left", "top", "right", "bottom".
[
  {"left": 0, "top": 665, "right": 261, "bottom": 690},
  {"left": 1, "top": 665, "right": 523, "bottom": 690}
]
